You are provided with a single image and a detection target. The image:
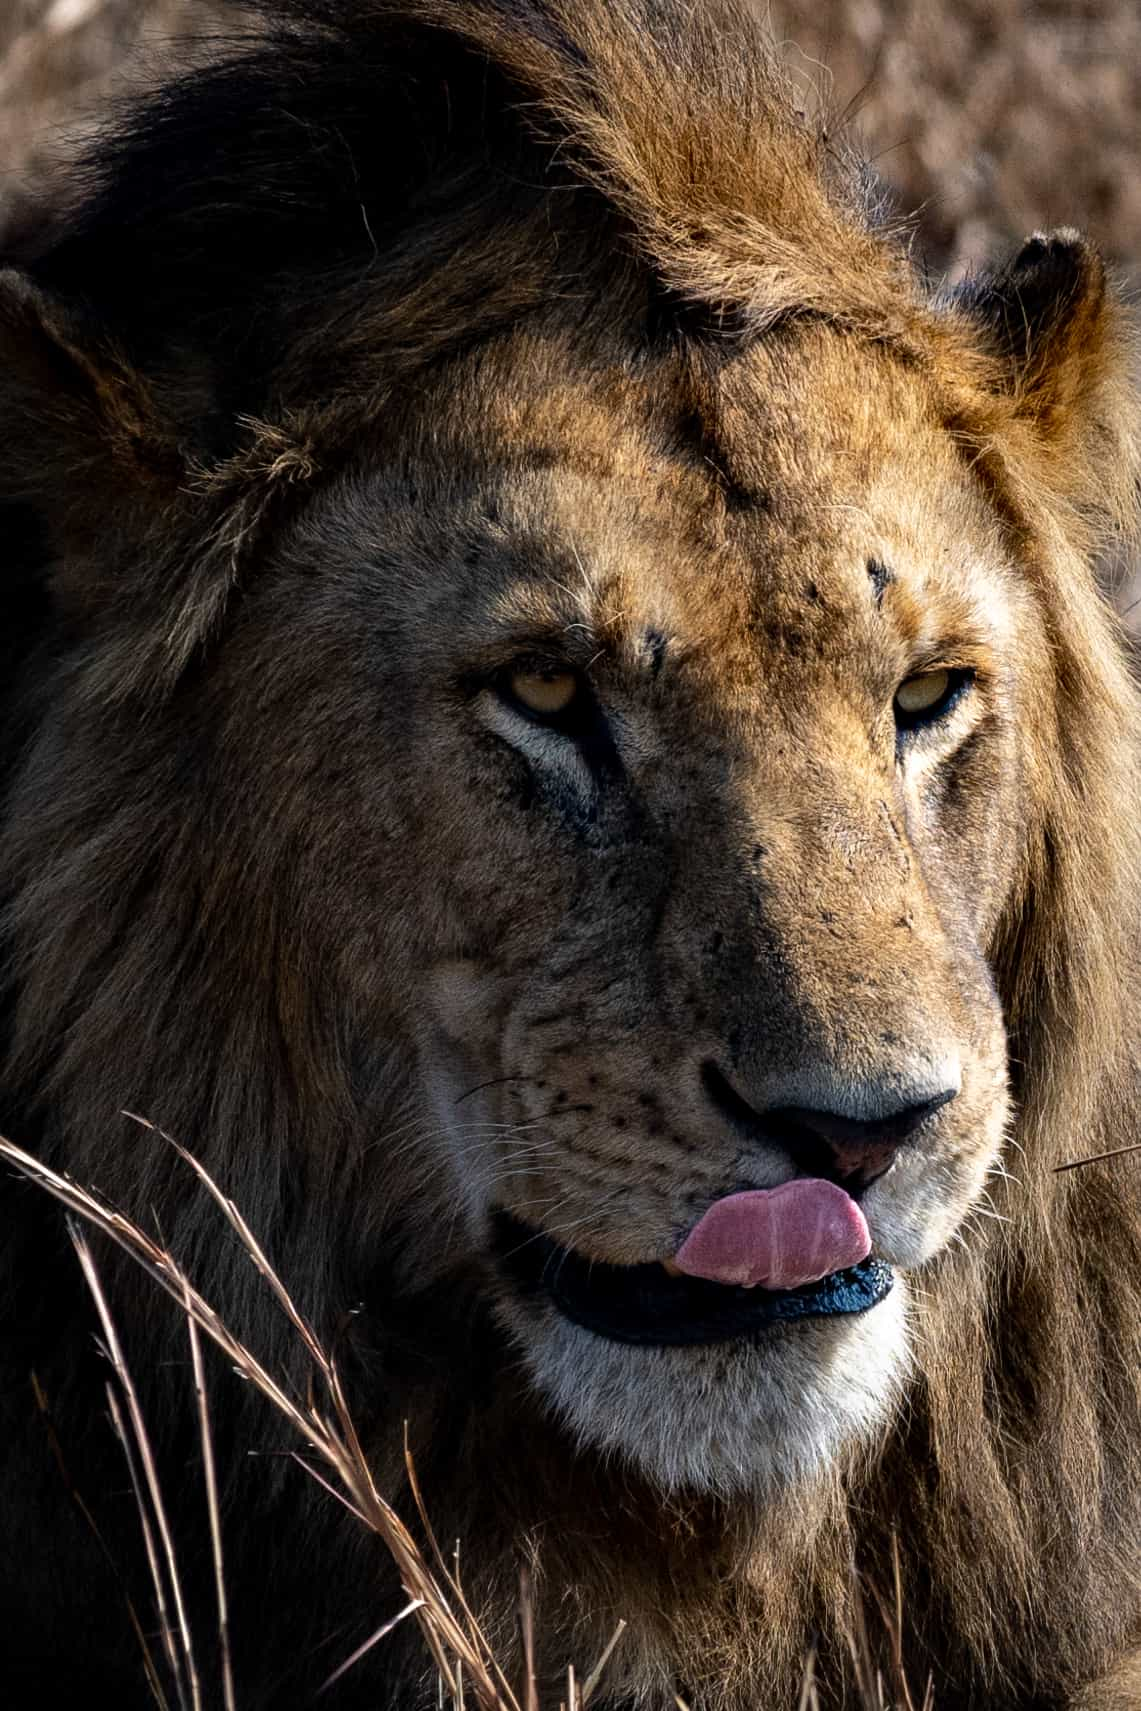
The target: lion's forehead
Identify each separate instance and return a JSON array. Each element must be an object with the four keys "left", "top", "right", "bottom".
[{"left": 397, "top": 324, "right": 1018, "bottom": 676}]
